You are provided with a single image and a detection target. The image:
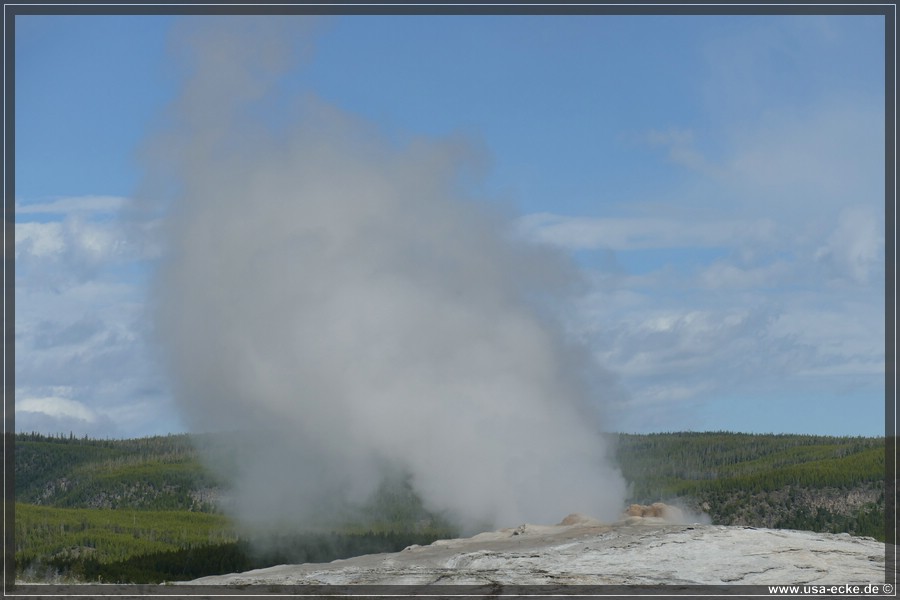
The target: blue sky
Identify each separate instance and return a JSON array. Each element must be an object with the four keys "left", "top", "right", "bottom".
[{"left": 14, "top": 13, "right": 887, "bottom": 438}]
